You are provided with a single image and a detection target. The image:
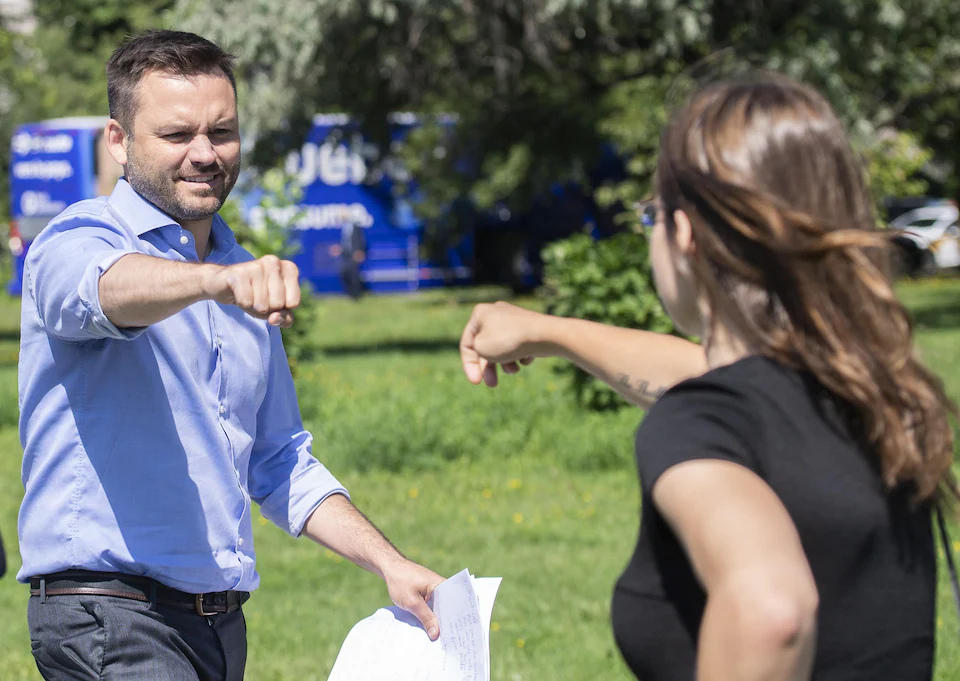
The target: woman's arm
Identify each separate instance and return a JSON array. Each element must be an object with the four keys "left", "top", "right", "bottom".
[
  {"left": 653, "top": 459, "right": 819, "bottom": 681},
  {"left": 459, "top": 301, "right": 707, "bottom": 408}
]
